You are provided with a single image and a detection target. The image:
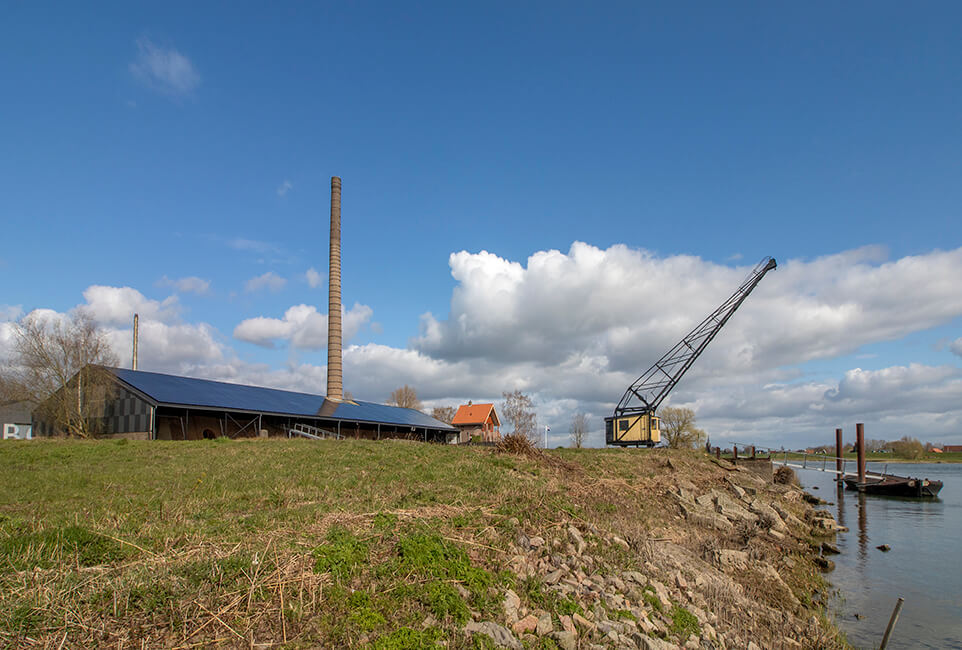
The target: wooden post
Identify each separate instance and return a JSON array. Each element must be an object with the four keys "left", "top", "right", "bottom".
[
  {"left": 750, "top": 445, "right": 756, "bottom": 459},
  {"left": 835, "top": 428, "right": 844, "bottom": 476},
  {"left": 856, "top": 423, "right": 866, "bottom": 484},
  {"left": 878, "top": 597, "right": 905, "bottom": 650},
  {"left": 732, "top": 445, "right": 738, "bottom": 461},
  {"left": 715, "top": 447, "right": 721, "bottom": 459}
]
